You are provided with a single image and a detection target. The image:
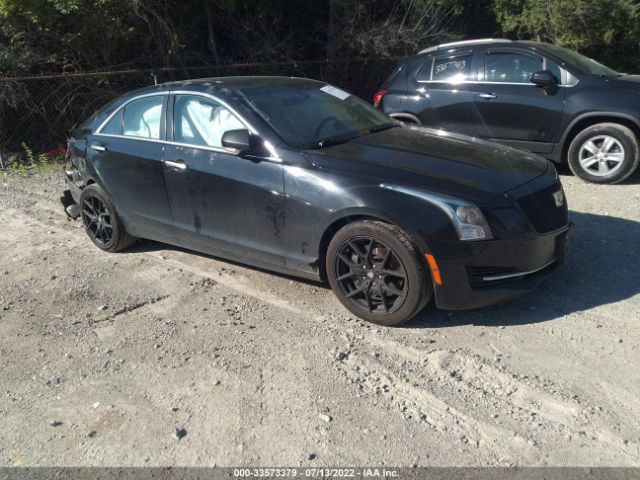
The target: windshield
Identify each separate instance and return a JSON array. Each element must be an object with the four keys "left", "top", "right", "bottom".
[
  {"left": 537, "top": 44, "right": 621, "bottom": 77},
  {"left": 238, "top": 83, "right": 394, "bottom": 149}
]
